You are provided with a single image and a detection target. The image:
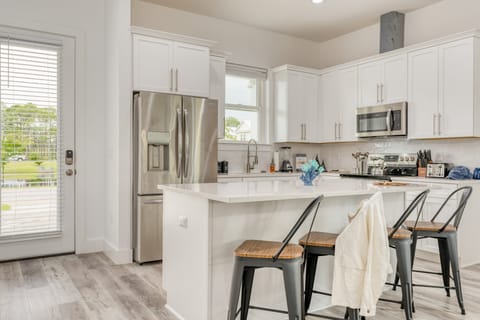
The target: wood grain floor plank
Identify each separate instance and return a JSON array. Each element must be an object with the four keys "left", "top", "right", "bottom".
[{"left": 19, "top": 259, "right": 48, "bottom": 289}]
